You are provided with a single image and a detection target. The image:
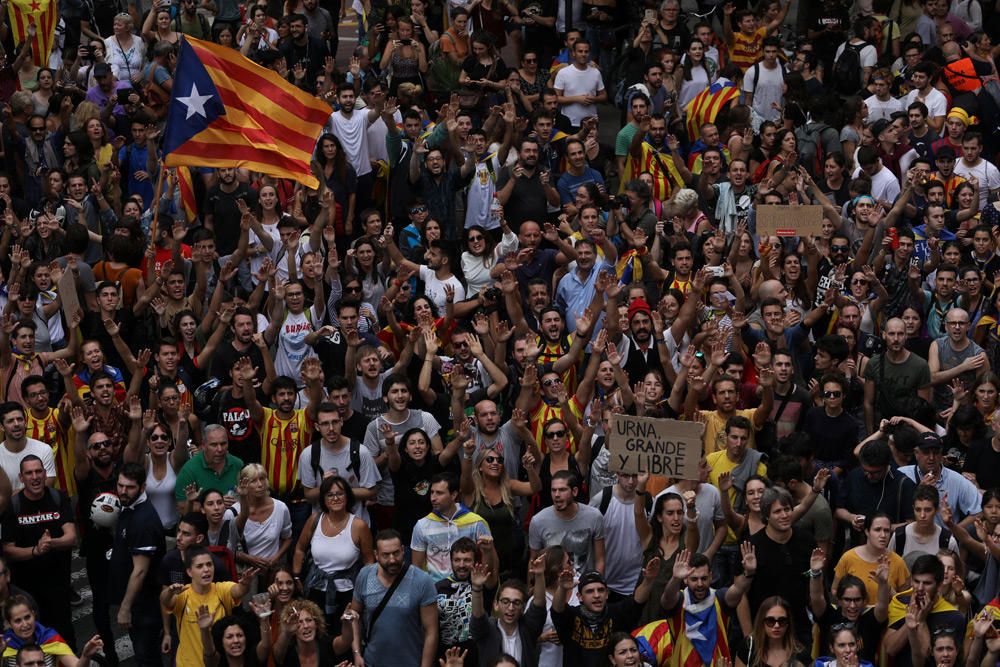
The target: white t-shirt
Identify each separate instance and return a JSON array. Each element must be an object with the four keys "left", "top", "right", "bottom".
[
  {"left": 588, "top": 490, "right": 644, "bottom": 595},
  {"left": 903, "top": 87, "right": 949, "bottom": 119},
  {"left": 328, "top": 109, "right": 373, "bottom": 176},
  {"left": 464, "top": 145, "right": 502, "bottom": 230},
  {"left": 953, "top": 157, "right": 1000, "bottom": 210},
  {"left": 0, "top": 439, "right": 57, "bottom": 492},
  {"left": 232, "top": 499, "right": 292, "bottom": 559},
  {"left": 742, "top": 62, "right": 785, "bottom": 122},
  {"left": 275, "top": 307, "right": 320, "bottom": 386},
  {"left": 852, "top": 163, "right": 901, "bottom": 202},
  {"left": 864, "top": 94, "right": 904, "bottom": 122},
  {"left": 553, "top": 64, "right": 605, "bottom": 127},
  {"left": 418, "top": 265, "right": 466, "bottom": 313}
]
